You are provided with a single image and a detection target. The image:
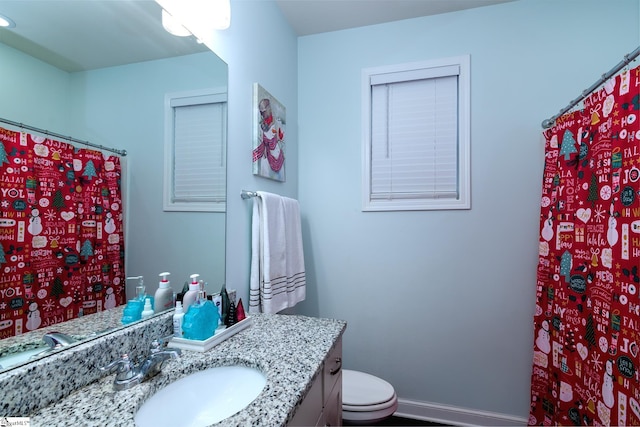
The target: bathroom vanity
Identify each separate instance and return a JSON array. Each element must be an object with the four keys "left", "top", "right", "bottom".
[
  {"left": 289, "top": 336, "right": 342, "bottom": 426},
  {"left": 0, "top": 312, "right": 346, "bottom": 426}
]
